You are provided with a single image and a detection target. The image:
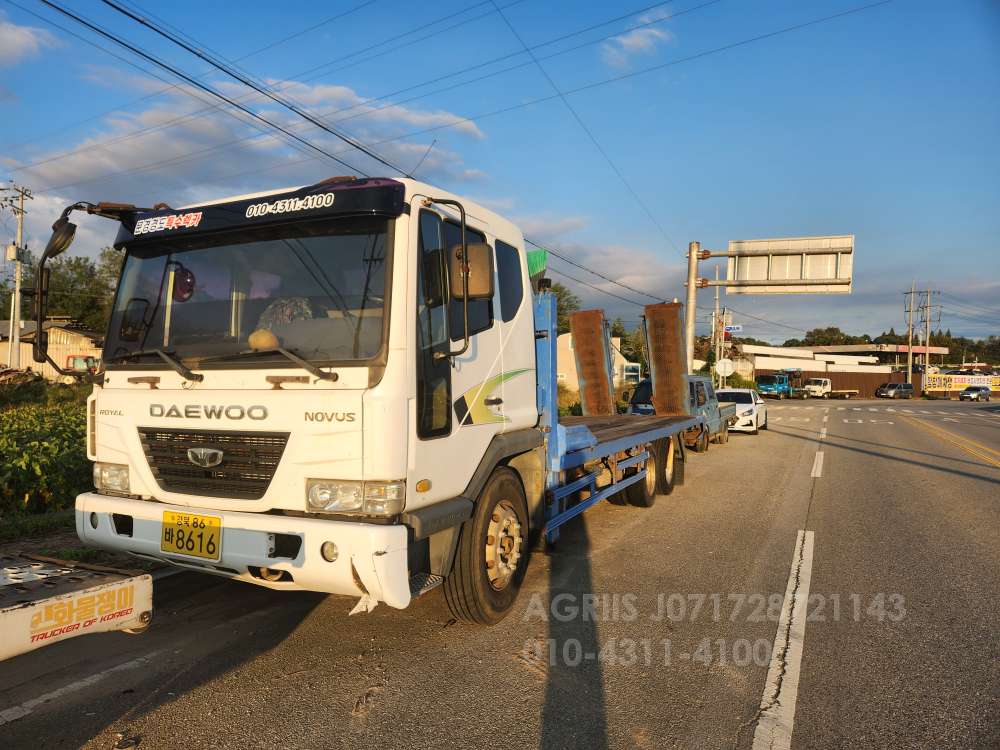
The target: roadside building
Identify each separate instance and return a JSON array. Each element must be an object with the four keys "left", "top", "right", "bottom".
[{"left": 1, "top": 319, "right": 102, "bottom": 381}]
